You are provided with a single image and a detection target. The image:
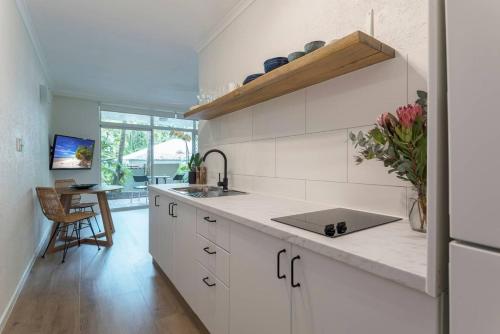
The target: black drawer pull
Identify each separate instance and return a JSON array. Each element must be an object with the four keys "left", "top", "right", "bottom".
[
  {"left": 171, "top": 203, "right": 177, "bottom": 217},
  {"left": 203, "top": 246, "right": 217, "bottom": 255},
  {"left": 168, "top": 202, "right": 173, "bottom": 216},
  {"left": 291, "top": 255, "right": 301, "bottom": 288},
  {"left": 202, "top": 276, "right": 216, "bottom": 287},
  {"left": 204, "top": 216, "right": 216, "bottom": 223},
  {"left": 154, "top": 195, "right": 160, "bottom": 207},
  {"left": 277, "top": 249, "right": 286, "bottom": 279}
]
